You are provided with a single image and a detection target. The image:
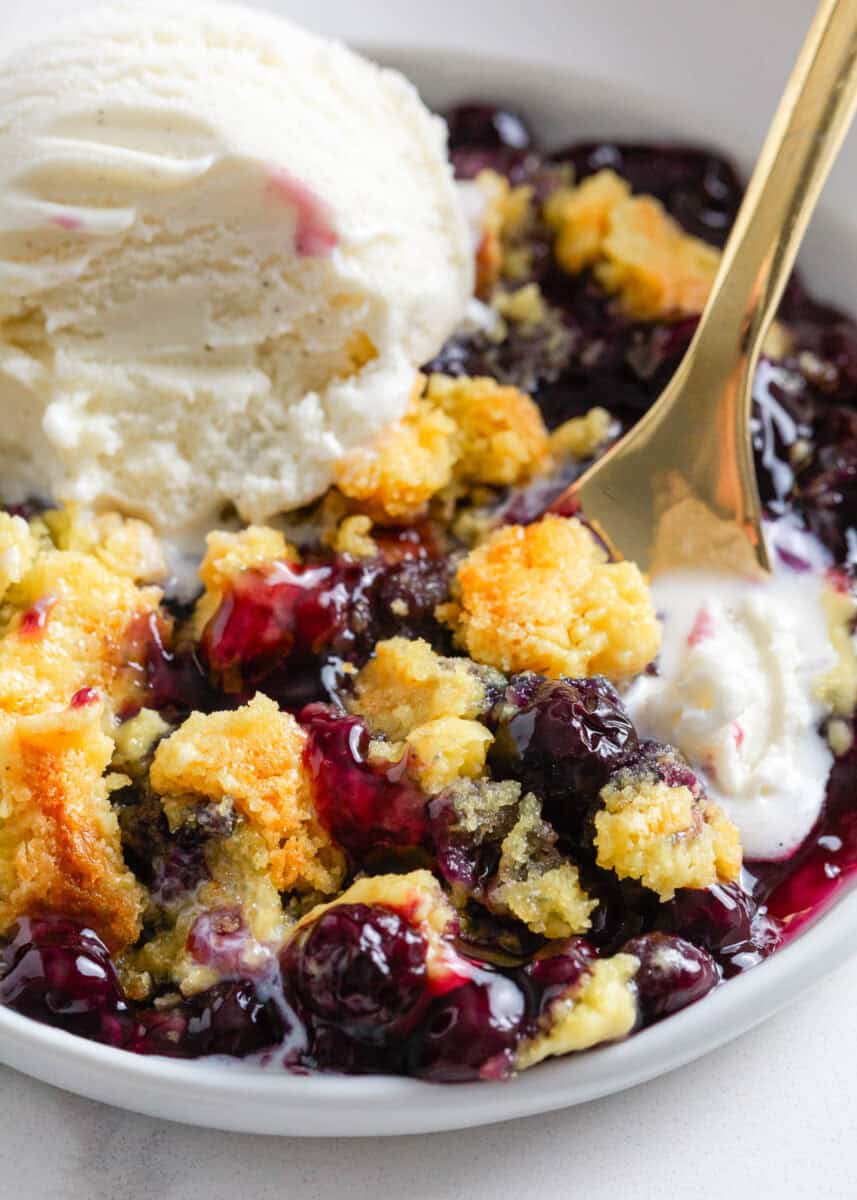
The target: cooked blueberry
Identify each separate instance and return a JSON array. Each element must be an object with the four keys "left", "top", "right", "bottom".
[
  {"left": 661, "top": 883, "right": 754, "bottom": 952},
  {"left": 491, "top": 675, "right": 637, "bottom": 838},
  {"left": 407, "top": 965, "right": 527, "bottom": 1082},
  {"left": 0, "top": 917, "right": 125, "bottom": 1039},
  {"left": 200, "top": 548, "right": 450, "bottom": 707},
  {"left": 622, "top": 932, "right": 719, "bottom": 1023},
  {"left": 149, "top": 841, "right": 209, "bottom": 907},
  {"left": 300, "top": 705, "right": 429, "bottom": 858},
  {"left": 145, "top": 612, "right": 223, "bottom": 719},
  {"left": 134, "top": 980, "right": 288, "bottom": 1059},
  {"left": 302, "top": 1022, "right": 399, "bottom": 1075},
  {"left": 284, "top": 903, "right": 428, "bottom": 1041},
  {"left": 445, "top": 104, "right": 534, "bottom": 153},
  {"left": 427, "top": 779, "right": 520, "bottom": 894},
  {"left": 187, "top": 908, "right": 252, "bottom": 976},
  {"left": 519, "top": 937, "right": 597, "bottom": 1019},
  {"left": 583, "top": 873, "right": 662, "bottom": 955}
]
